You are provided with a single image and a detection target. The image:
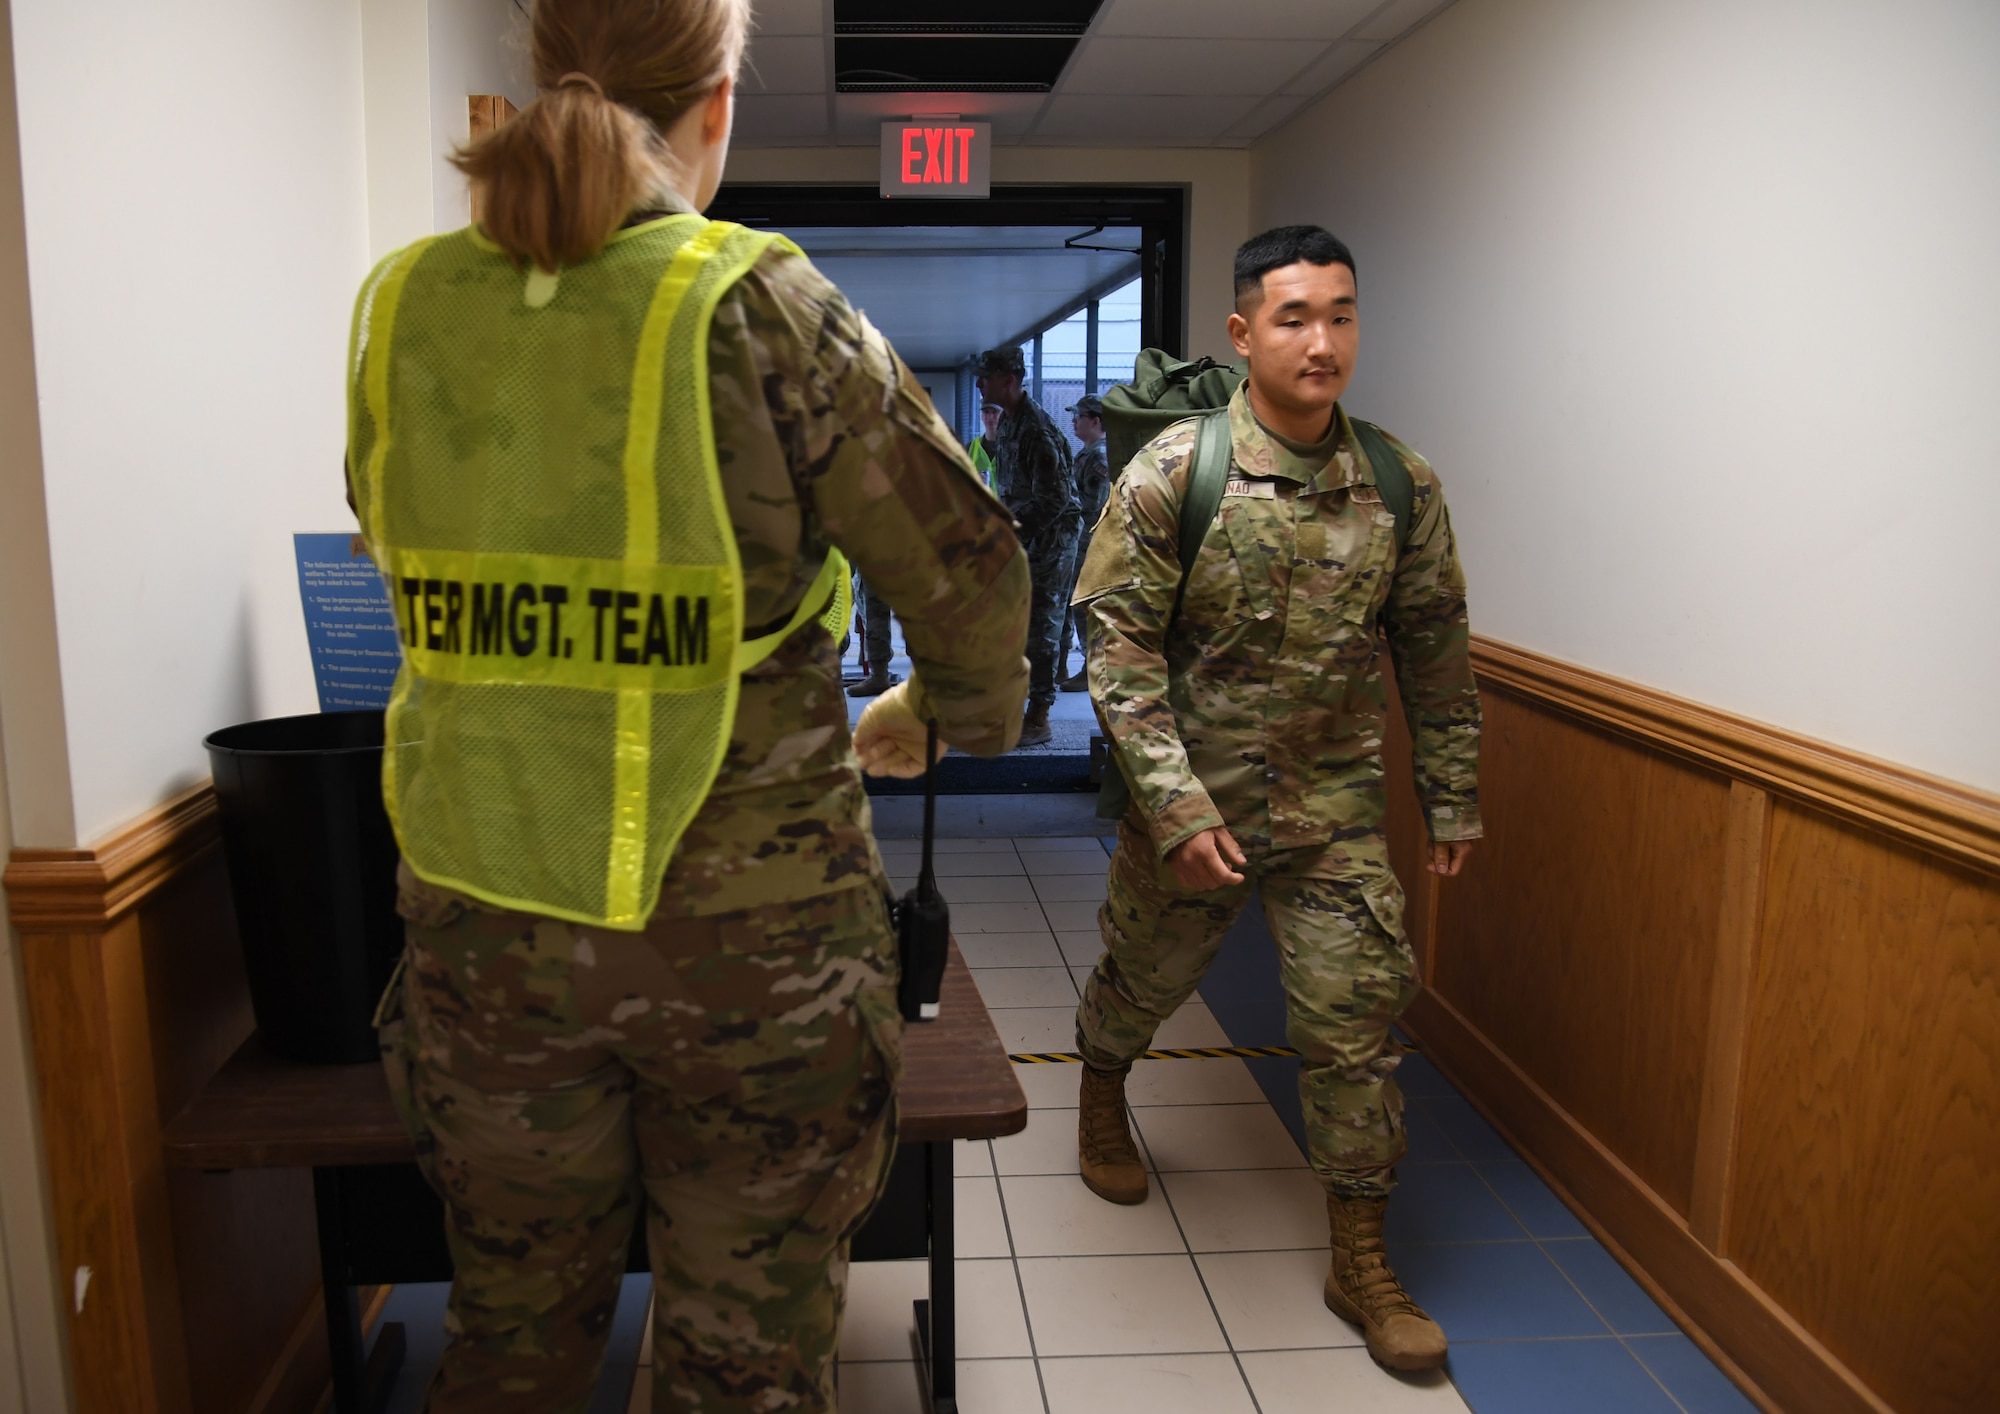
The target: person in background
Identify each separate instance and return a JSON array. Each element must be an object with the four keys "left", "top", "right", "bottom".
[
  {"left": 1058, "top": 393, "right": 1109, "bottom": 691},
  {"left": 975, "top": 344, "right": 1078, "bottom": 746},
  {"left": 348, "top": 2, "right": 1028, "bottom": 1408},
  {"left": 967, "top": 399, "right": 1001, "bottom": 486},
  {"left": 847, "top": 574, "right": 898, "bottom": 695},
  {"left": 1069, "top": 225, "right": 1481, "bottom": 1374}
]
